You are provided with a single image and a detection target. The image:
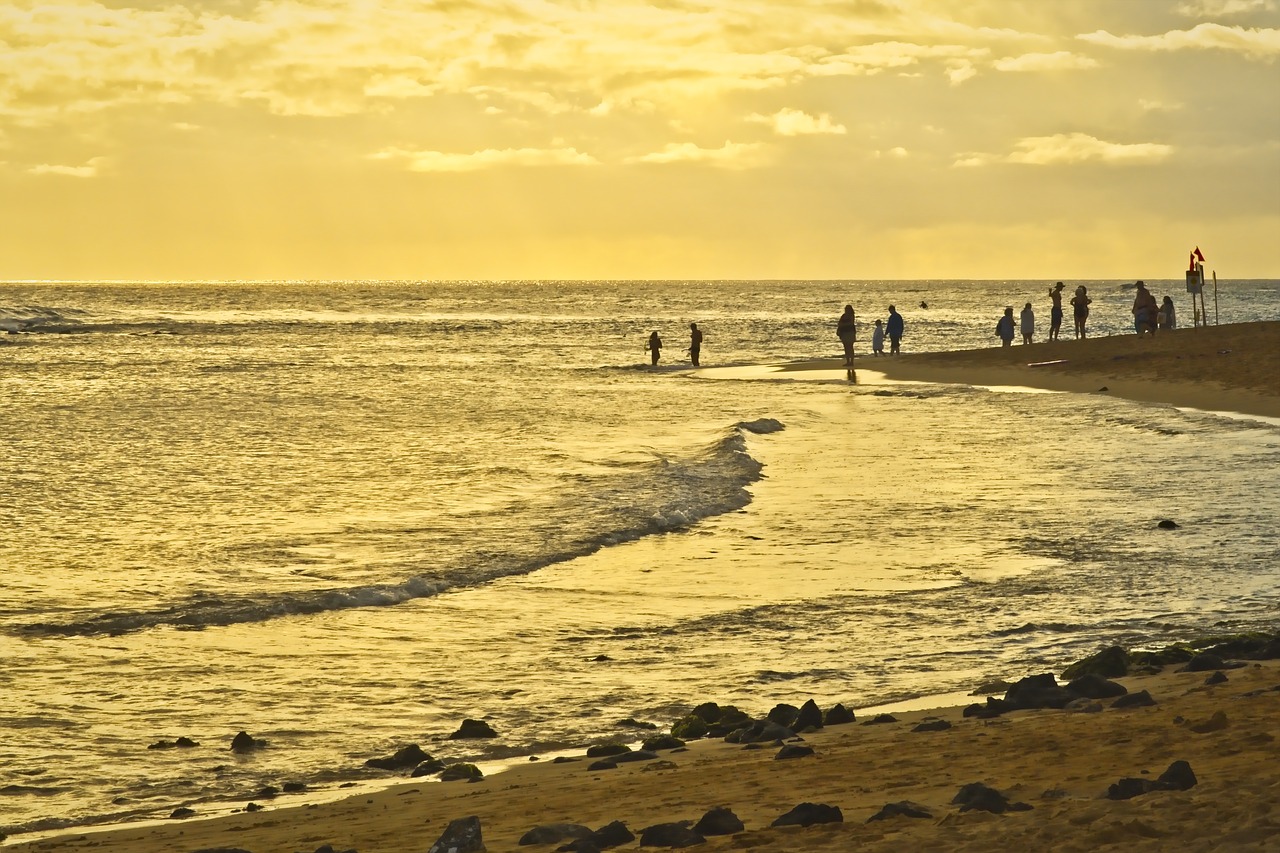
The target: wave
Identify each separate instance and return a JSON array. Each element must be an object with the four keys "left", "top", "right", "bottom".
[{"left": 15, "top": 420, "right": 782, "bottom": 639}]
